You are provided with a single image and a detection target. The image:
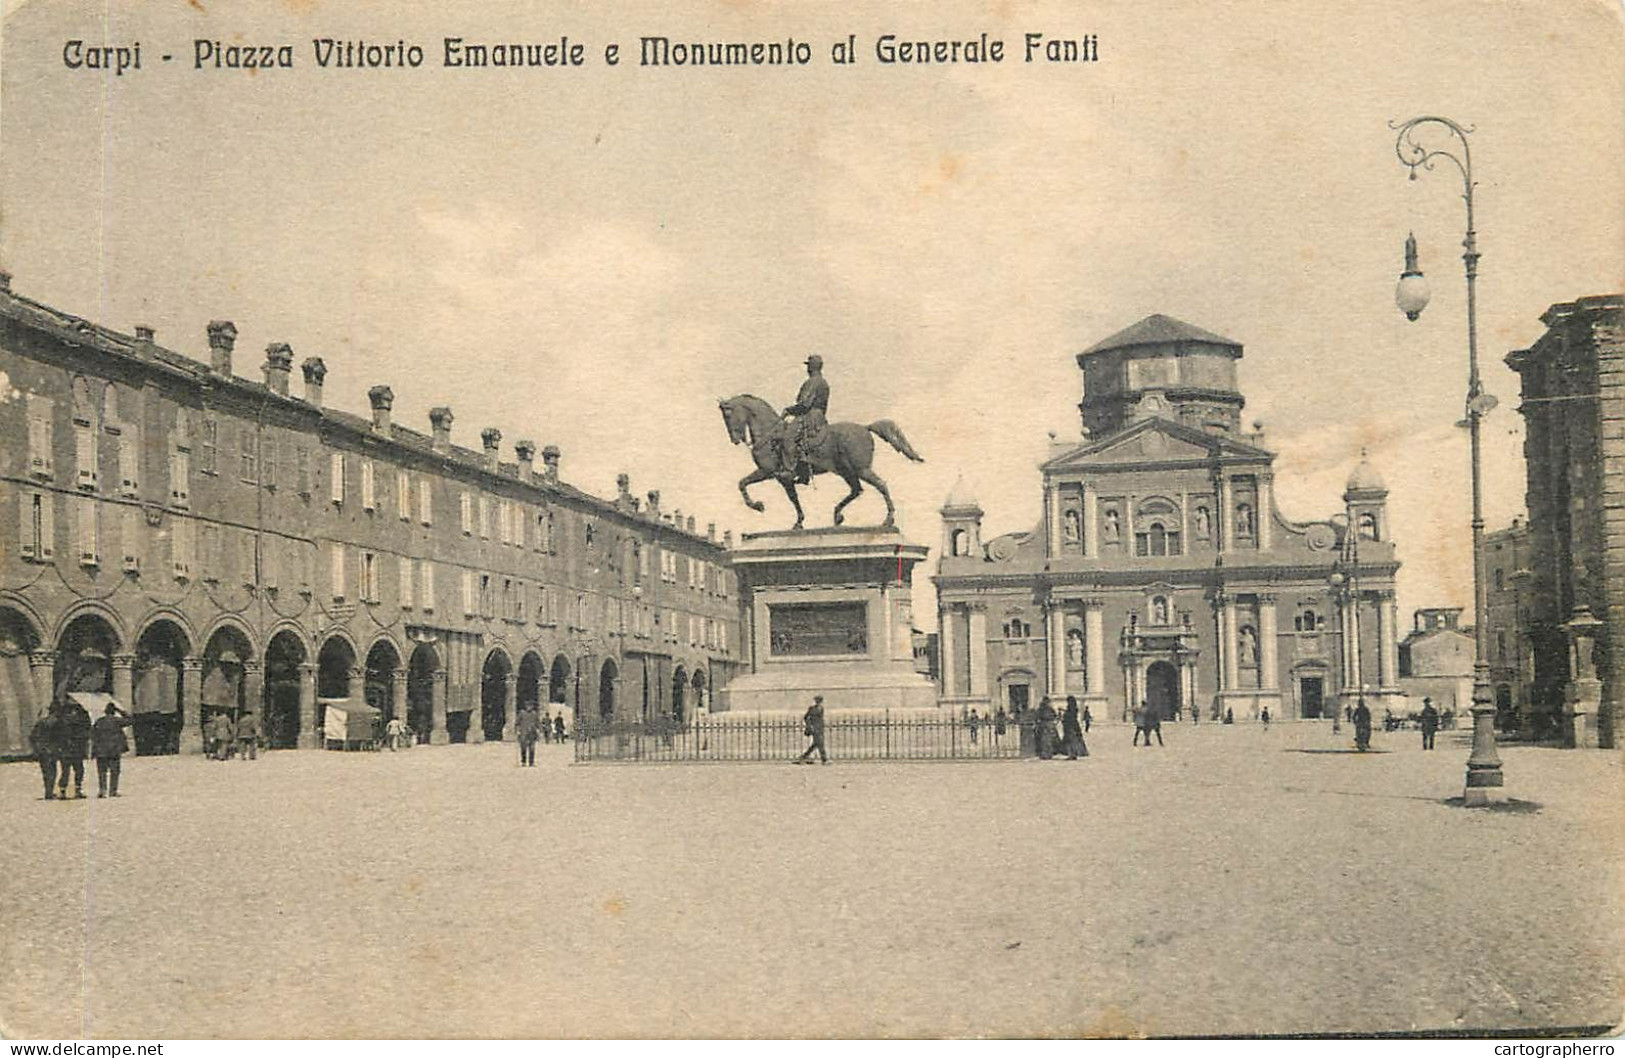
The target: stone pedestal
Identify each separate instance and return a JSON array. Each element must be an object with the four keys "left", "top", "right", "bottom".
[{"left": 719, "top": 527, "right": 938, "bottom": 713}]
